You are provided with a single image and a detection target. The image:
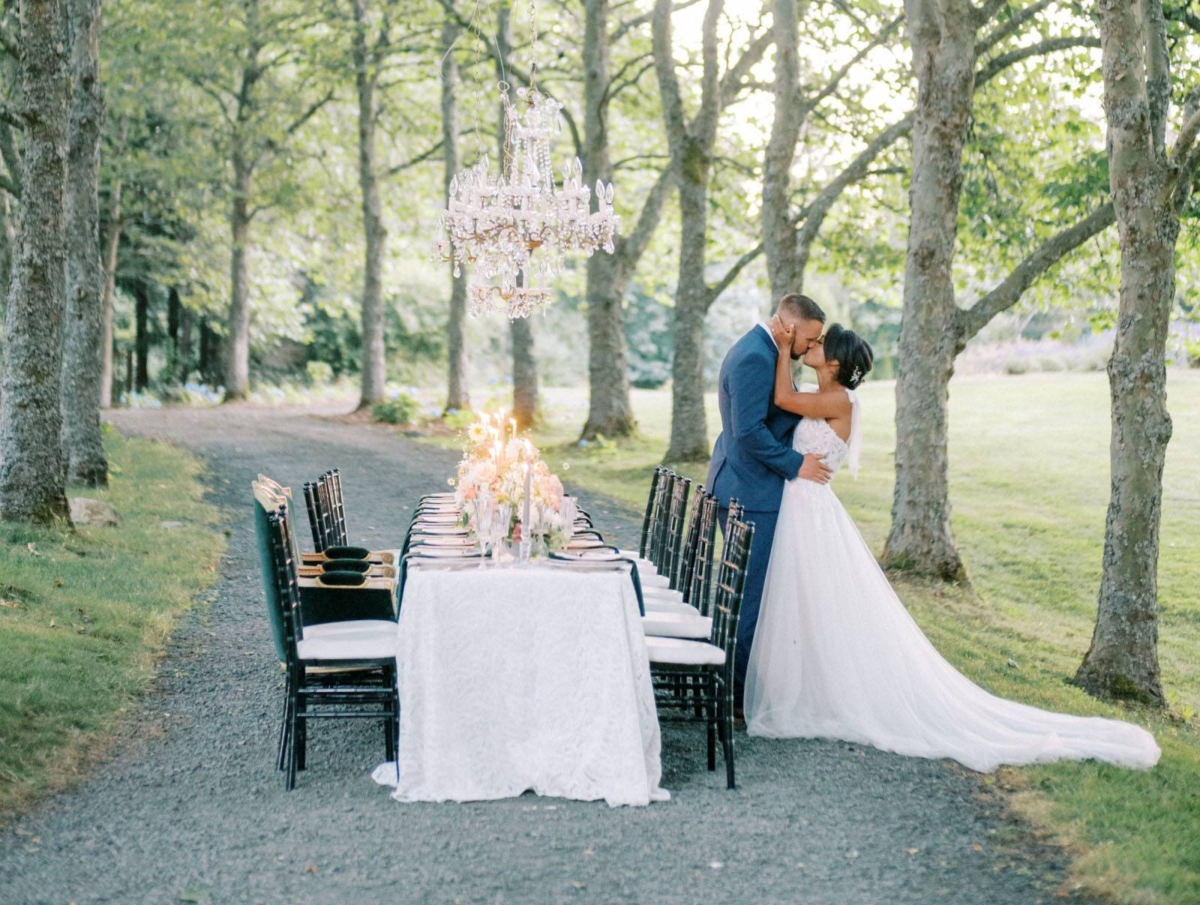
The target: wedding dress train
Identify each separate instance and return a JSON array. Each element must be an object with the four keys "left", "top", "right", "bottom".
[{"left": 744, "top": 401, "right": 1160, "bottom": 773}]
